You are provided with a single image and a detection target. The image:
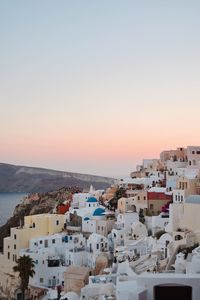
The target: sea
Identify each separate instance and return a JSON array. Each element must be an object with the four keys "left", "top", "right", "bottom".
[{"left": 0, "top": 193, "right": 27, "bottom": 226}]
